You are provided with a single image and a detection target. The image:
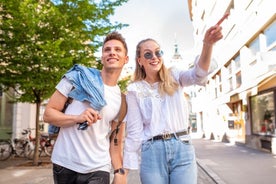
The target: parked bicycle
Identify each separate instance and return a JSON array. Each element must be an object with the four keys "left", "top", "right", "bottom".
[
  {"left": 0, "top": 129, "right": 31, "bottom": 161},
  {"left": 24, "top": 129, "right": 56, "bottom": 160}
]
